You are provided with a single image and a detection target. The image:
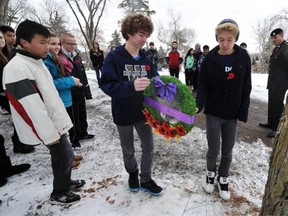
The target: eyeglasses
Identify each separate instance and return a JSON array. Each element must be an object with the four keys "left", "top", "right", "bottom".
[{"left": 64, "top": 42, "right": 77, "bottom": 46}]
